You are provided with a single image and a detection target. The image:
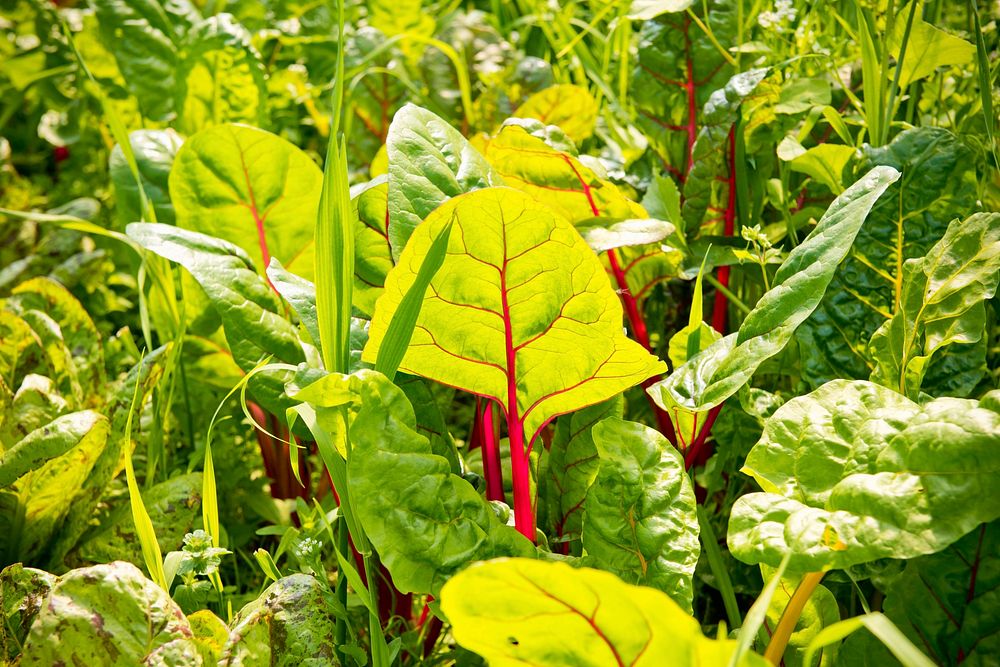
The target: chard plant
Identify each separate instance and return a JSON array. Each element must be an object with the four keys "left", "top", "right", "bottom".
[{"left": 1, "top": 0, "right": 999, "bottom": 665}]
